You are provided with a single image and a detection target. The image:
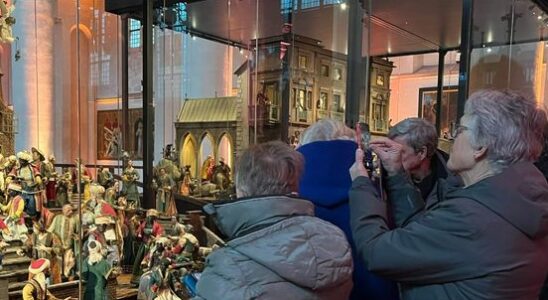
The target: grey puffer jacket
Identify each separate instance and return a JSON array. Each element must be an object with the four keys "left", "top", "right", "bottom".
[{"left": 193, "top": 195, "right": 353, "bottom": 300}]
